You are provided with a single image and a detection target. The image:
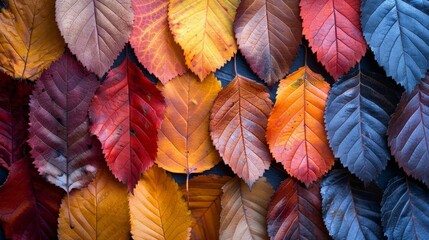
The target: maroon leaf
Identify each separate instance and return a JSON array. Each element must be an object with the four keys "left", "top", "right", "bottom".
[{"left": 89, "top": 55, "right": 165, "bottom": 191}]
